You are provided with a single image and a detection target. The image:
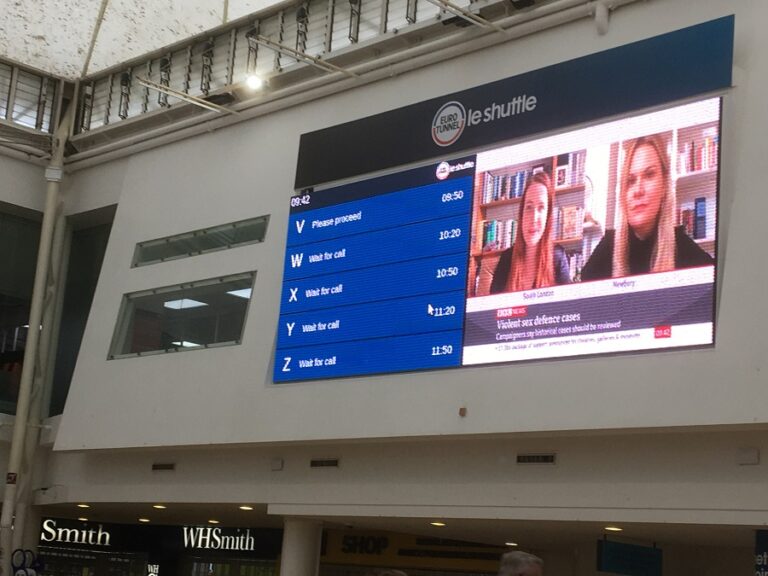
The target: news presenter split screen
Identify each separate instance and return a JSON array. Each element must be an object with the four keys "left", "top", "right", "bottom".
[{"left": 461, "top": 97, "right": 719, "bottom": 365}]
